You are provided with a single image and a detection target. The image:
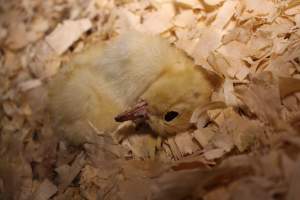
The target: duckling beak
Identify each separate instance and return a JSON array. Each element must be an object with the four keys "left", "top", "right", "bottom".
[{"left": 115, "top": 99, "right": 149, "bottom": 122}]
